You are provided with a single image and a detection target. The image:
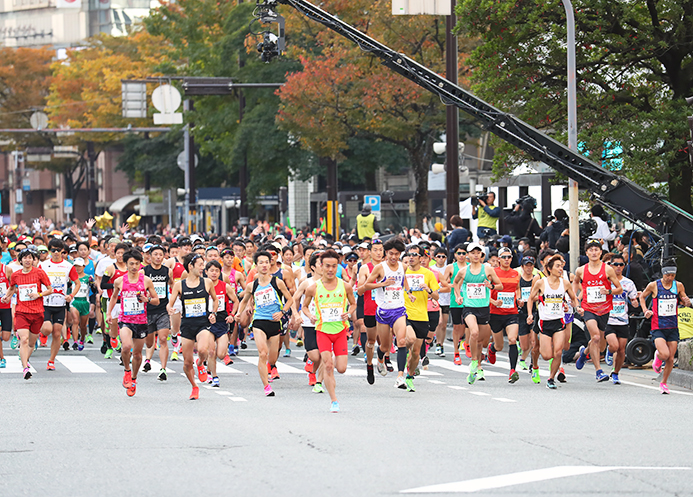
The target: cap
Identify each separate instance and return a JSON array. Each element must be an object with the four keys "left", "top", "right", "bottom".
[
  {"left": 345, "top": 252, "right": 359, "bottom": 261},
  {"left": 275, "top": 234, "right": 285, "bottom": 240},
  {"left": 499, "top": 235, "right": 513, "bottom": 244},
  {"left": 38, "top": 245, "right": 48, "bottom": 252},
  {"left": 466, "top": 242, "right": 483, "bottom": 252},
  {"left": 73, "top": 257, "right": 85, "bottom": 266},
  {"left": 271, "top": 242, "right": 282, "bottom": 251},
  {"left": 142, "top": 243, "right": 153, "bottom": 253},
  {"left": 498, "top": 247, "right": 512, "bottom": 257},
  {"left": 318, "top": 240, "right": 328, "bottom": 247},
  {"left": 362, "top": 204, "right": 372, "bottom": 213},
  {"left": 341, "top": 246, "right": 352, "bottom": 255},
  {"left": 69, "top": 245, "right": 77, "bottom": 252},
  {"left": 357, "top": 242, "right": 370, "bottom": 249},
  {"left": 521, "top": 256, "right": 536, "bottom": 266},
  {"left": 662, "top": 266, "right": 677, "bottom": 275}
]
